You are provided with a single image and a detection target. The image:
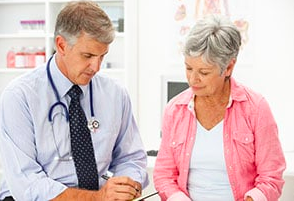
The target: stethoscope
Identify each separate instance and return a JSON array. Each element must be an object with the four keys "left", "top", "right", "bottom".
[{"left": 46, "top": 56, "right": 100, "bottom": 161}]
